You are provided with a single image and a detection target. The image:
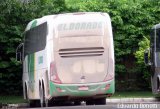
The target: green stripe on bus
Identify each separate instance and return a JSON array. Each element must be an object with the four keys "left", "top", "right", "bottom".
[
  {"left": 49, "top": 80, "right": 115, "bottom": 96},
  {"left": 31, "top": 20, "right": 37, "bottom": 29},
  {"left": 28, "top": 54, "right": 35, "bottom": 92},
  {"left": 28, "top": 20, "right": 37, "bottom": 92}
]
